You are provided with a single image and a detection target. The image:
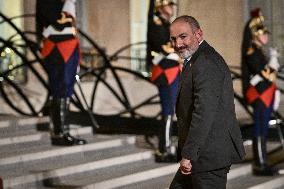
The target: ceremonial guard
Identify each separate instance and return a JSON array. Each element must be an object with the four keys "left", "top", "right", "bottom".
[
  {"left": 241, "top": 8, "right": 264, "bottom": 97},
  {"left": 147, "top": 0, "right": 180, "bottom": 162},
  {"left": 244, "top": 15, "right": 280, "bottom": 176},
  {"left": 36, "top": 0, "right": 86, "bottom": 146}
]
